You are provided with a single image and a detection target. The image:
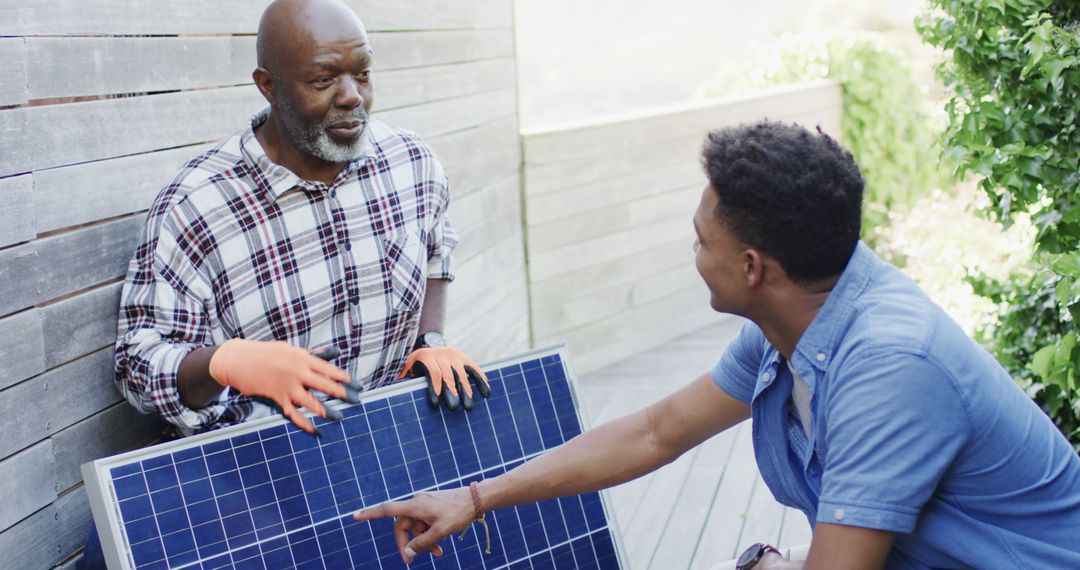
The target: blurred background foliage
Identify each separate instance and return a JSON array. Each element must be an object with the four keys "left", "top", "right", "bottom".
[{"left": 918, "top": 0, "right": 1080, "bottom": 448}]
